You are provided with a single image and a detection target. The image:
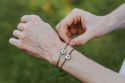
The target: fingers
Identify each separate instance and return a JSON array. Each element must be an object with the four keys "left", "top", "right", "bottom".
[
  {"left": 13, "top": 30, "right": 24, "bottom": 39},
  {"left": 56, "top": 9, "right": 84, "bottom": 44},
  {"left": 21, "top": 15, "right": 43, "bottom": 23},
  {"left": 17, "top": 23, "right": 26, "bottom": 31},
  {"left": 55, "top": 16, "right": 74, "bottom": 43},
  {"left": 69, "top": 31, "right": 92, "bottom": 46},
  {"left": 9, "top": 38, "right": 23, "bottom": 49},
  {"left": 29, "top": 15, "right": 42, "bottom": 21},
  {"left": 19, "top": 15, "right": 42, "bottom": 31},
  {"left": 56, "top": 24, "right": 71, "bottom": 43},
  {"left": 21, "top": 15, "right": 30, "bottom": 23},
  {"left": 61, "top": 33, "right": 71, "bottom": 43}
]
